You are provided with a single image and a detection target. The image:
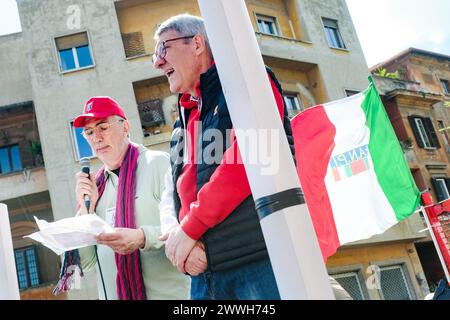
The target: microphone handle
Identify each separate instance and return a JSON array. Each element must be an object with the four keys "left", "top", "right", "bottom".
[
  {"left": 81, "top": 166, "right": 91, "bottom": 212},
  {"left": 84, "top": 194, "right": 91, "bottom": 212}
]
